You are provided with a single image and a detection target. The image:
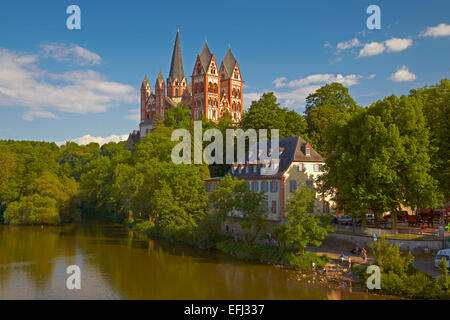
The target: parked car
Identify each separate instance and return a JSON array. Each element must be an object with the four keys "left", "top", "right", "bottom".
[
  {"left": 354, "top": 214, "right": 375, "bottom": 224},
  {"left": 366, "top": 213, "right": 375, "bottom": 223},
  {"left": 337, "top": 215, "right": 353, "bottom": 224},
  {"left": 434, "top": 249, "right": 450, "bottom": 269}
]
